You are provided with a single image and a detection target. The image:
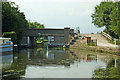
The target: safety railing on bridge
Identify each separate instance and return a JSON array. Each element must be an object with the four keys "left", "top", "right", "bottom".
[
  {"left": 102, "top": 32, "right": 114, "bottom": 40},
  {"left": 102, "top": 32, "right": 119, "bottom": 48}
]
